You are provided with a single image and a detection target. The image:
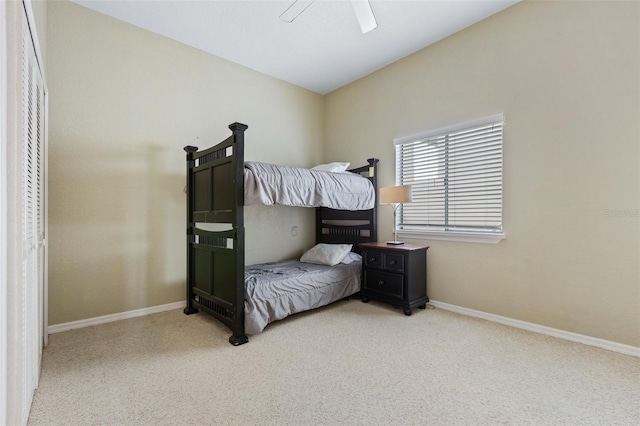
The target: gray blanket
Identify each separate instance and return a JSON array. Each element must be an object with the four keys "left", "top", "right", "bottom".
[
  {"left": 244, "top": 161, "right": 374, "bottom": 210},
  {"left": 244, "top": 259, "right": 361, "bottom": 335}
]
